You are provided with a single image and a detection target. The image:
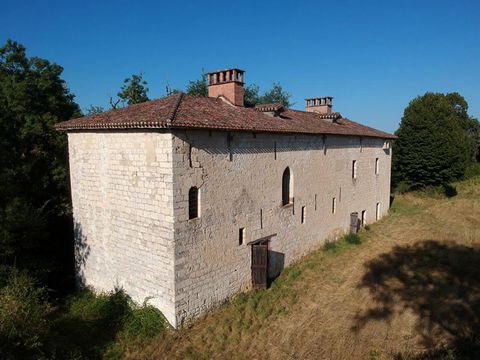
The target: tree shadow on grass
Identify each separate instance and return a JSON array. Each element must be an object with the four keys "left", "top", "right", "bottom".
[{"left": 353, "top": 240, "right": 480, "bottom": 359}]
